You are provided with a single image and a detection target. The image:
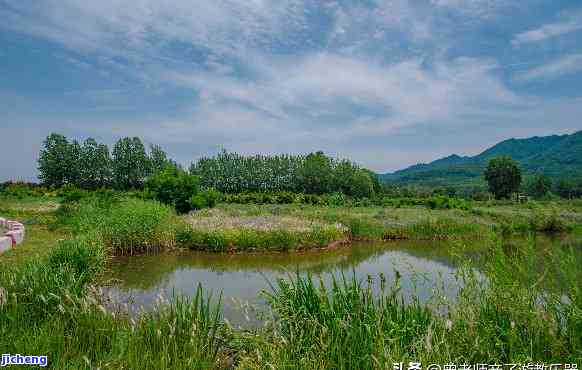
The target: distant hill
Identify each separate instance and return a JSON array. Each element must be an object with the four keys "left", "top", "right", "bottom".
[{"left": 380, "top": 130, "right": 582, "bottom": 187}]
